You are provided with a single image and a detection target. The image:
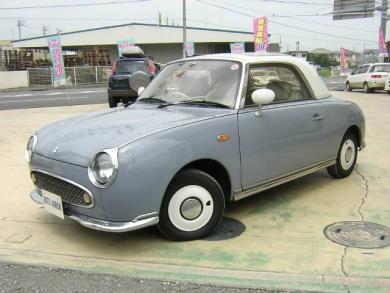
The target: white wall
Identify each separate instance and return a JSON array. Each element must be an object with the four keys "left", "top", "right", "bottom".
[{"left": 0, "top": 71, "right": 28, "bottom": 89}]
